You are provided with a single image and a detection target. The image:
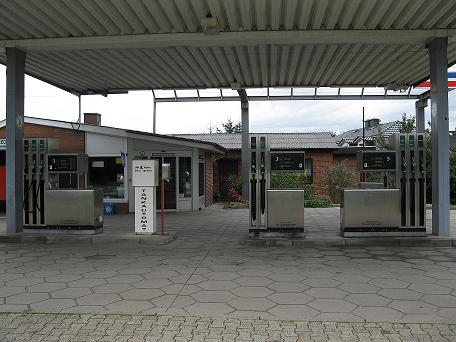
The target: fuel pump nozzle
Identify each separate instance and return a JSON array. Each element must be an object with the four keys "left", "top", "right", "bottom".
[{"left": 260, "top": 152, "right": 266, "bottom": 215}]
